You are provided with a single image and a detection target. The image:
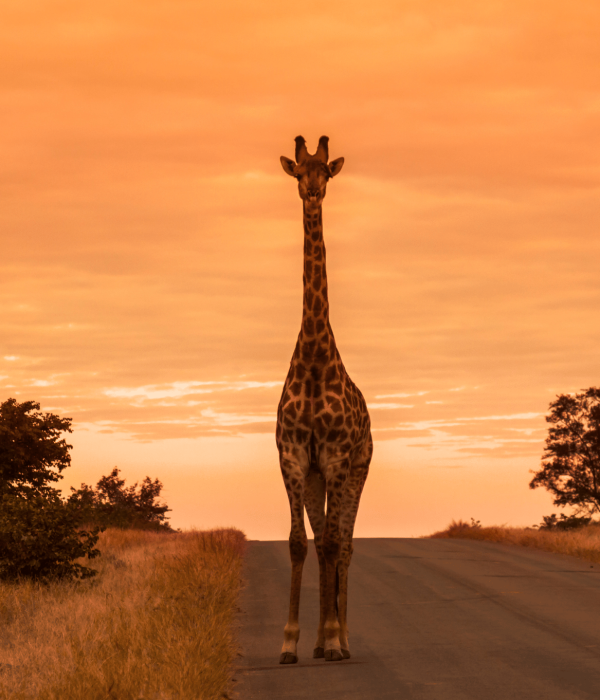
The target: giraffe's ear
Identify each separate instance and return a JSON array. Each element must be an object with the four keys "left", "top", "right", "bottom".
[
  {"left": 280, "top": 156, "right": 297, "bottom": 177},
  {"left": 328, "top": 157, "right": 344, "bottom": 177}
]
